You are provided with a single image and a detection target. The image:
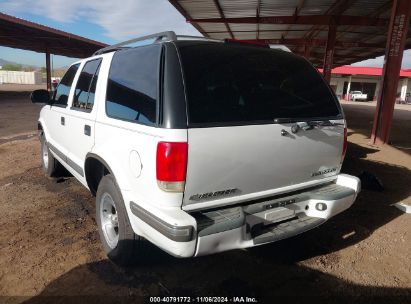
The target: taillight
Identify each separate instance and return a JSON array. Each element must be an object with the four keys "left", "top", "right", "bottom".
[
  {"left": 156, "top": 142, "right": 188, "bottom": 192},
  {"left": 342, "top": 127, "right": 348, "bottom": 162}
]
